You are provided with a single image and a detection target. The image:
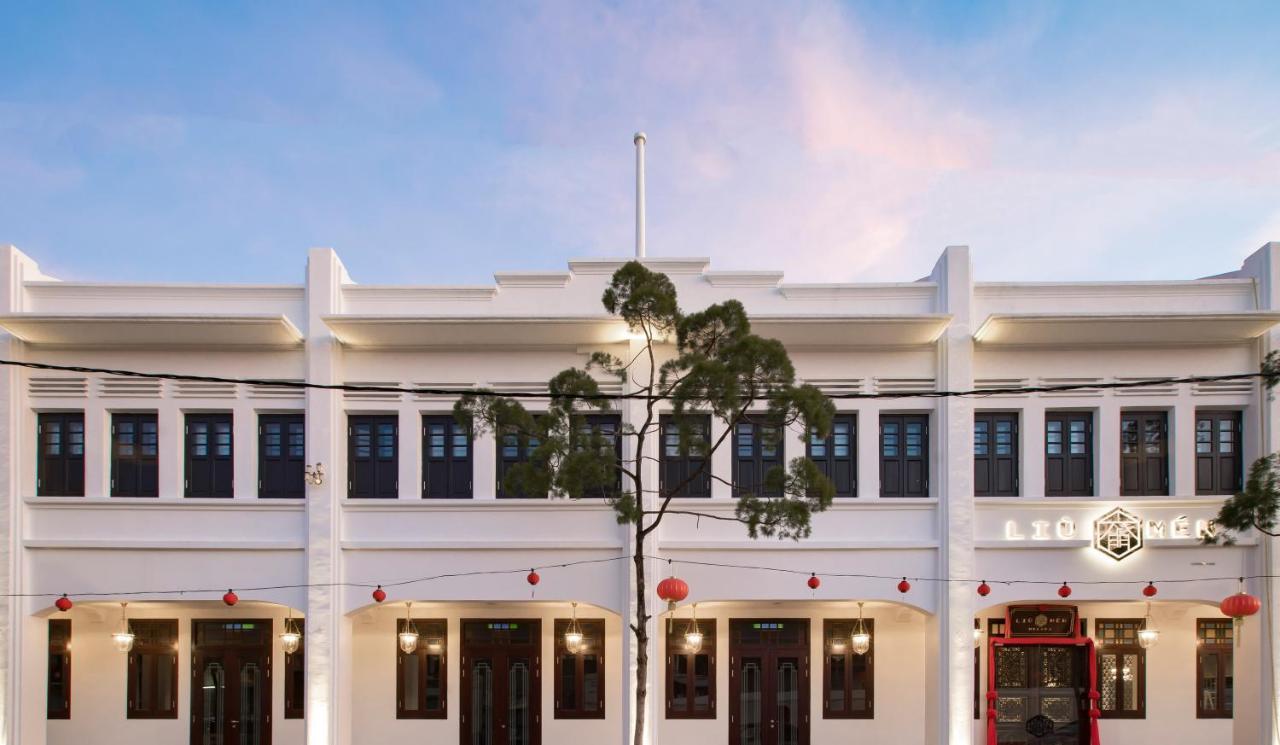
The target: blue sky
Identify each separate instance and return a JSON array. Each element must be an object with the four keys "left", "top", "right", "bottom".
[{"left": 1, "top": 1, "right": 1277, "bottom": 284}]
